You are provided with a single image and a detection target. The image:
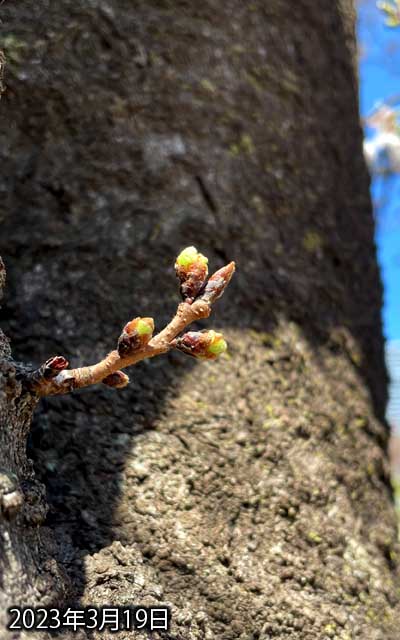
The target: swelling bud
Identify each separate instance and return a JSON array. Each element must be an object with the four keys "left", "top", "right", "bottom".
[
  {"left": 118, "top": 317, "right": 154, "bottom": 357},
  {"left": 175, "top": 246, "right": 209, "bottom": 303},
  {"left": 175, "top": 330, "right": 227, "bottom": 360}
]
